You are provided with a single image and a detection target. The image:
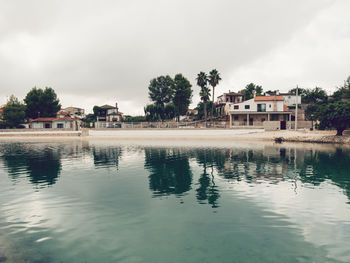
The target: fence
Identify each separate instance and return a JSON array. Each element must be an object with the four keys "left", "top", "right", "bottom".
[{"left": 95, "top": 121, "right": 230, "bottom": 129}]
